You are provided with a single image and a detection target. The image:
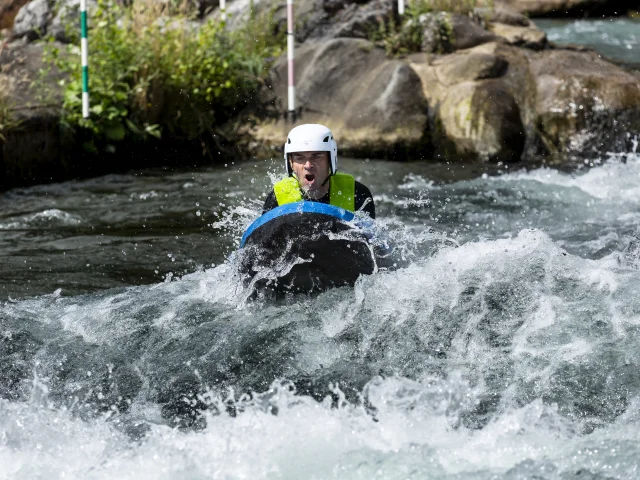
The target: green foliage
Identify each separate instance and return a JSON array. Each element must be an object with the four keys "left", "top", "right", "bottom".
[
  {"left": 370, "top": 16, "right": 423, "bottom": 57},
  {"left": 0, "top": 88, "right": 21, "bottom": 142},
  {"left": 370, "top": 0, "right": 480, "bottom": 57},
  {"left": 43, "top": 0, "right": 283, "bottom": 151},
  {"left": 0, "top": 97, "right": 11, "bottom": 141}
]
